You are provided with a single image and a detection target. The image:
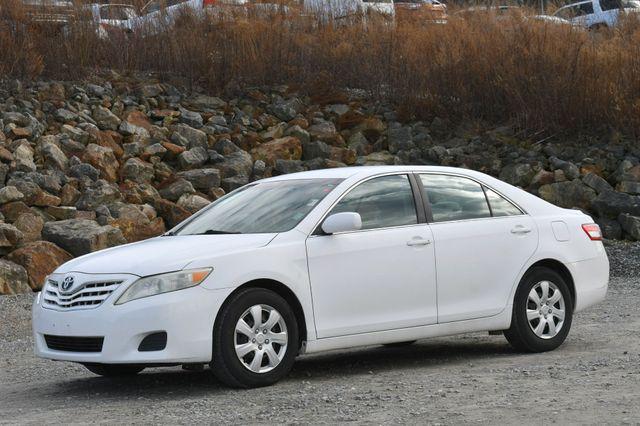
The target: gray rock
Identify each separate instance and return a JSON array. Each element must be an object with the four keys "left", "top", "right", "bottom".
[
  {"left": 121, "top": 158, "right": 155, "bottom": 183},
  {"left": 284, "top": 125, "right": 310, "bottom": 144},
  {"left": 387, "top": 126, "right": 415, "bottom": 154},
  {"left": 14, "top": 145, "right": 36, "bottom": 172},
  {"left": 188, "top": 94, "right": 226, "bottom": 111},
  {"left": 221, "top": 175, "right": 249, "bottom": 192},
  {"left": 177, "top": 168, "right": 221, "bottom": 191},
  {"left": 592, "top": 189, "right": 640, "bottom": 218},
  {"left": 274, "top": 159, "right": 304, "bottom": 175},
  {"left": 0, "top": 259, "right": 30, "bottom": 295},
  {"left": 499, "top": 163, "right": 535, "bottom": 188},
  {"left": 177, "top": 193, "right": 210, "bottom": 213},
  {"left": 583, "top": 173, "right": 614, "bottom": 194},
  {"left": 618, "top": 213, "right": 640, "bottom": 240},
  {"left": 179, "top": 107, "right": 203, "bottom": 128},
  {"left": 549, "top": 157, "right": 580, "bottom": 180},
  {"left": 538, "top": 180, "right": 596, "bottom": 210},
  {"left": 40, "top": 141, "right": 68, "bottom": 171},
  {"left": 178, "top": 147, "right": 208, "bottom": 170},
  {"left": 55, "top": 108, "right": 77, "bottom": 123},
  {"left": 0, "top": 186, "right": 24, "bottom": 204},
  {"left": 159, "top": 178, "right": 195, "bottom": 202},
  {"left": 214, "top": 150, "right": 253, "bottom": 179},
  {"left": 42, "top": 219, "right": 126, "bottom": 256},
  {"left": 69, "top": 163, "right": 100, "bottom": 182},
  {"left": 270, "top": 99, "right": 302, "bottom": 122},
  {"left": 75, "top": 179, "right": 122, "bottom": 211},
  {"left": 596, "top": 217, "right": 622, "bottom": 240},
  {"left": 617, "top": 181, "right": 640, "bottom": 195},
  {"left": 172, "top": 124, "right": 207, "bottom": 149},
  {"left": 92, "top": 106, "right": 121, "bottom": 131},
  {"left": 302, "top": 140, "right": 331, "bottom": 161}
]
